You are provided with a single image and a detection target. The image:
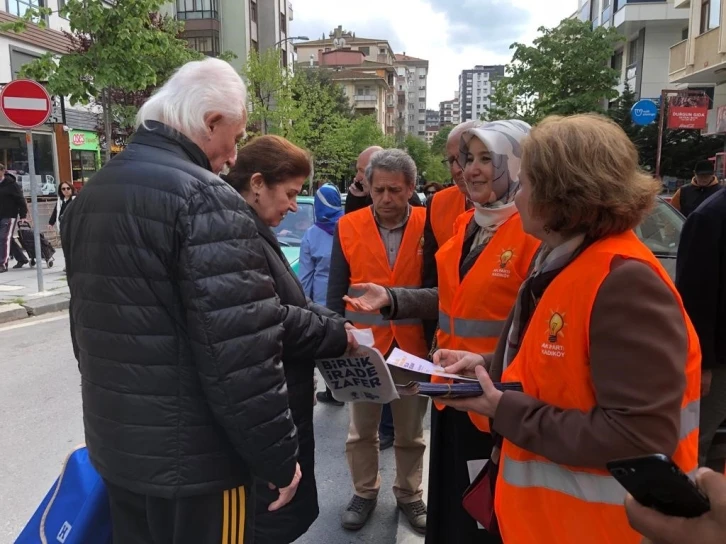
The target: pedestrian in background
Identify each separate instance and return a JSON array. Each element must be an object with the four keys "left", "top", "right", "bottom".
[
  {"left": 62, "top": 58, "right": 302, "bottom": 544},
  {"left": 422, "top": 182, "right": 442, "bottom": 204},
  {"left": 223, "top": 136, "right": 355, "bottom": 544},
  {"left": 345, "top": 120, "right": 539, "bottom": 543},
  {"left": 48, "top": 181, "right": 76, "bottom": 272},
  {"left": 329, "top": 149, "right": 429, "bottom": 534},
  {"left": 0, "top": 163, "right": 29, "bottom": 273},
  {"left": 436, "top": 114, "right": 700, "bottom": 544},
  {"left": 671, "top": 160, "right": 722, "bottom": 217},
  {"left": 299, "top": 182, "right": 346, "bottom": 407},
  {"left": 677, "top": 176, "right": 726, "bottom": 473}
]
